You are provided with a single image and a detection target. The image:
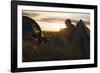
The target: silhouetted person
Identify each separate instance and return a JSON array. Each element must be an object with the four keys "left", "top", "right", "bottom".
[
  {"left": 76, "top": 20, "right": 90, "bottom": 40},
  {"left": 63, "top": 19, "right": 76, "bottom": 42},
  {"left": 65, "top": 19, "right": 76, "bottom": 35},
  {"left": 75, "top": 20, "right": 90, "bottom": 58},
  {"left": 58, "top": 19, "right": 76, "bottom": 49}
]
